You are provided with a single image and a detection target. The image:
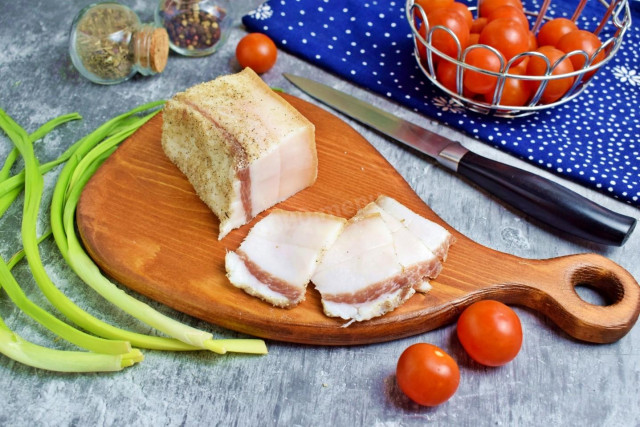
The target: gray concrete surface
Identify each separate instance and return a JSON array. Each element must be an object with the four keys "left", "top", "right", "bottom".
[{"left": 1, "top": 1, "right": 639, "bottom": 426}]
